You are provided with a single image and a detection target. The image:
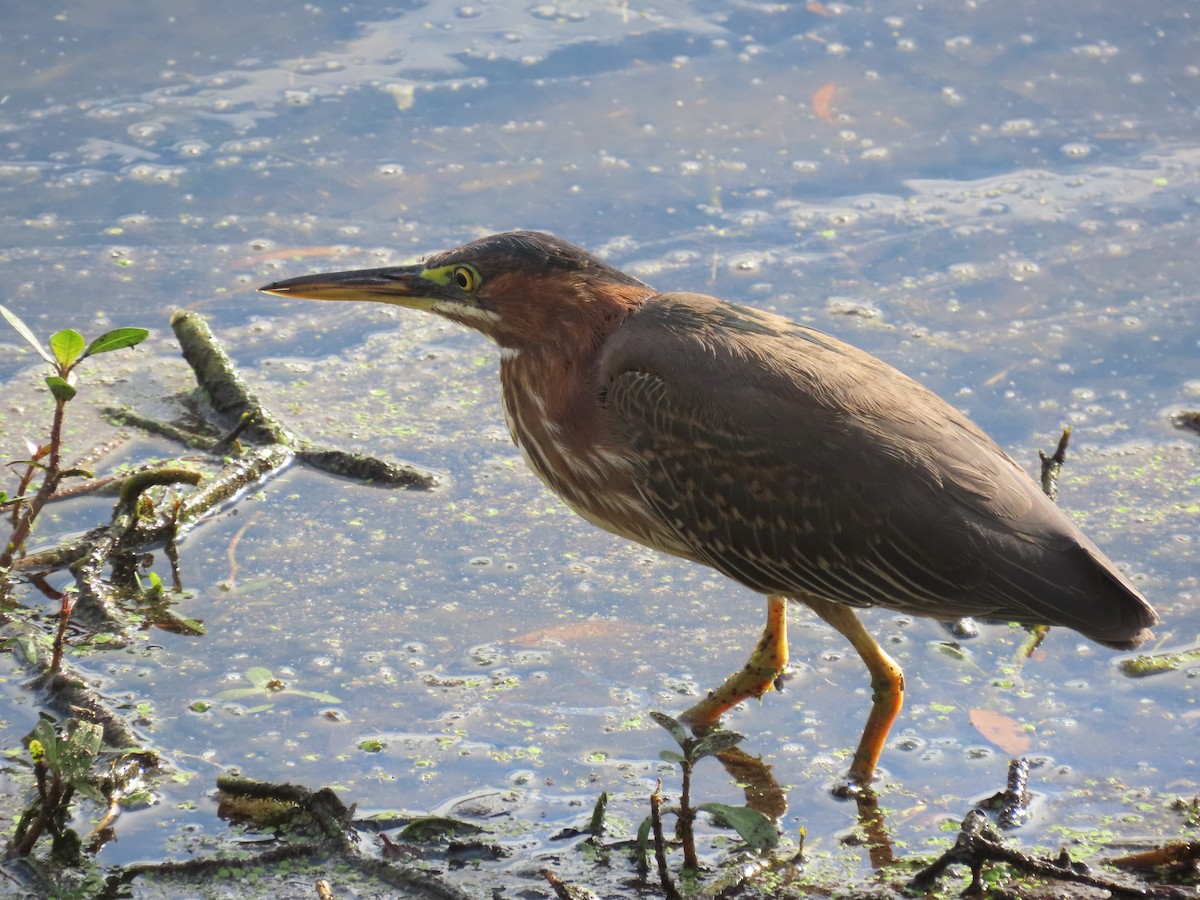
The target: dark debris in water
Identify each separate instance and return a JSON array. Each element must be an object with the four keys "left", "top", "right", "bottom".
[{"left": 1170, "top": 410, "right": 1200, "bottom": 436}]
